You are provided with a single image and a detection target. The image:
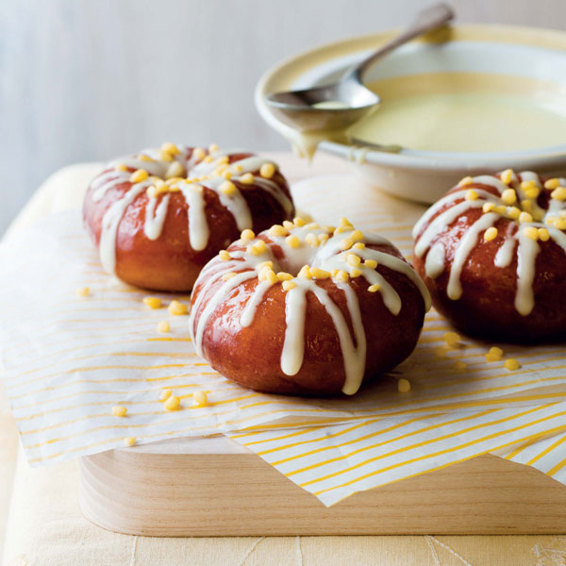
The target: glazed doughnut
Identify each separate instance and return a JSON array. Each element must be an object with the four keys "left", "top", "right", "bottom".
[
  {"left": 83, "top": 143, "right": 295, "bottom": 291},
  {"left": 413, "top": 170, "right": 566, "bottom": 343},
  {"left": 189, "top": 217, "right": 430, "bottom": 396}
]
